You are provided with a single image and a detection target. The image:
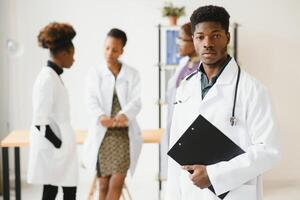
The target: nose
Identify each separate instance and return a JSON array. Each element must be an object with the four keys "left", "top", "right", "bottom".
[{"left": 203, "top": 36, "right": 213, "bottom": 49}]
